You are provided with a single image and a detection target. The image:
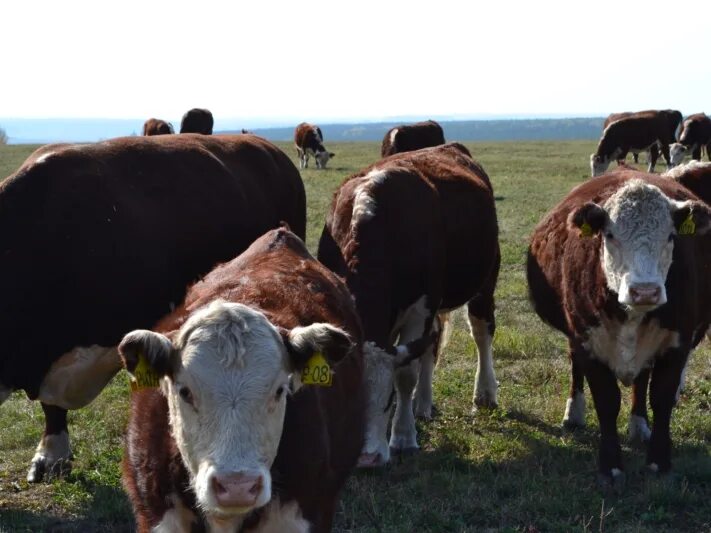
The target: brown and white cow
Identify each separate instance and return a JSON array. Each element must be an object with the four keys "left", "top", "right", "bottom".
[
  {"left": 142, "top": 117, "right": 174, "bottom": 136},
  {"left": 294, "top": 122, "right": 334, "bottom": 169},
  {"left": 603, "top": 110, "right": 682, "bottom": 164},
  {"left": 180, "top": 108, "right": 214, "bottom": 134},
  {"left": 591, "top": 114, "right": 676, "bottom": 176},
  {"left": 380, "top": 119, "right": 445, "bottom": 157},
  {"left": 669, "top": 113, "right": 711, "bottom": 167},
  {"left": 0, "top": 134, "right": 305, "bottom": 483},
  {"left": 527, "top": 169, "right": 711, "bottom": 488},
  {"left": 121, "top": 228, "right": 364, "bottom": 533},
  {"left": 664, "top": 160, "right": 711, "bottom": 204},
  {"left": 318, "top": 142, "right": 500, "bottom": 466}
]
